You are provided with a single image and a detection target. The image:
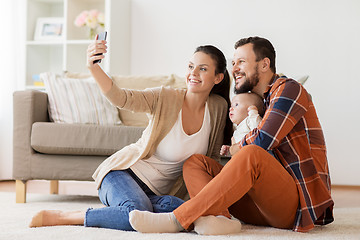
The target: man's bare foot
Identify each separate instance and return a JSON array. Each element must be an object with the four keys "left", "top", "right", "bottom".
[{"left": 29, "top": 210, "right": 85, "bottom": 227}]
